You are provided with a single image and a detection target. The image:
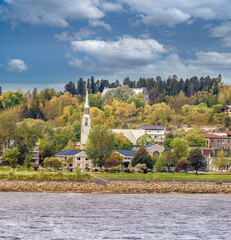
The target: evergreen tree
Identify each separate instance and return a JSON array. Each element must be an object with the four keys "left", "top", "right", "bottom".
[
  {"left": 76, "top": 78, "right": 86, "bottom": 98},
  {"left": 64, "top": 81, "right": 77, "bottom": 96}
]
